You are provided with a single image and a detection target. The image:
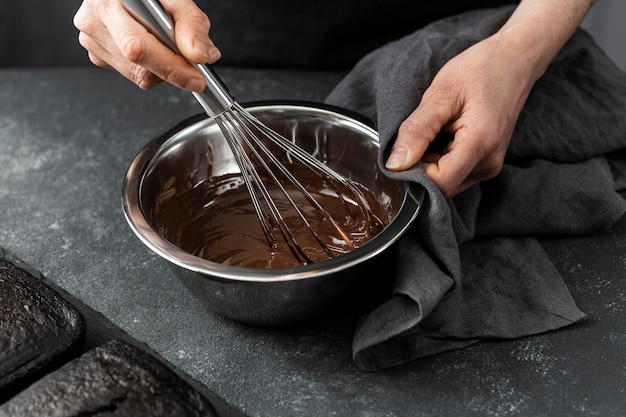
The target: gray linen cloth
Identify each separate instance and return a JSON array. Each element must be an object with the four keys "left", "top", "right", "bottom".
[{"left": 326, "top": 6, "right": 626, "bottom": 371}]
